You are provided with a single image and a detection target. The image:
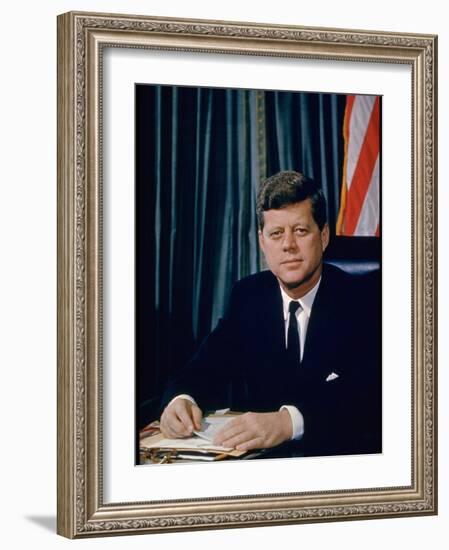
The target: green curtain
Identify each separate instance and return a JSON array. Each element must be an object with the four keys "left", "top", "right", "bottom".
[
  {"left": 265, "top": 91, "right": 343, "bottom": 231},
  {"left": 136, "top": 85, "right": 345, "bottom": 425}
]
